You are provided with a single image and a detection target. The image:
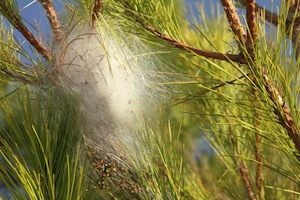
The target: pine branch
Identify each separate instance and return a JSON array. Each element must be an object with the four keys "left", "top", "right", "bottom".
[
  {"left": 220, "top": 0, "right": 246, "bottom": 44},
  {"left": 42, "top": 0, "right": 65, "bottom": 46},
  {"left": 91, "top": 0, "right": 103, "bottom": 29},
  {"left": 245, "top": 0, "right": 257, "bottom": 54},
  {"left": 254, "top": 127, "right": 264, "bottom": 199},
  {"left": 230, "top": 130, "right": 256, "bottom": 200},
  {"left": 287, "top": 0, "right": 300, "bottom": 58},
  {"left": 237, "top": 158, "right": 257, "bottom": 200},
  {"left": 125, "top": 8, "right": 246, "bottom": 63},
  {"left": 221, "top": 2, "right": 261, "bottom": 199},
  {"left": 241, "top": 1, "right": 300, "bottom": 58},
  {"left": 13, "top": 19, "right": 51, "bottom": 61},
  {"left": 252, "top": 83, "right": 264, "bottom": 200},
  {"left": 236, "top": 1, "right": 300, "bottom": 155},
  {"left": 238, "top": 1, "right": 279, "bottom": 26},
  {"left": 142, "top": 23, "right": 244, "bottom": 63},
  {"left": 0, "top": 1, "right": 52, "bottom": 61},
  {"left": 245, "top": 1, "right": 265, "bottom": 199},
  {"left": 262, "top": 68, "right": 300, "bottom": 153}
]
